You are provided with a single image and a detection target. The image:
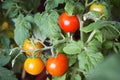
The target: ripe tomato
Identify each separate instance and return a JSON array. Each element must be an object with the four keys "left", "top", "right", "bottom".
[
  {"left": 24, "top": 57, "right": 44, "bottom": 75},
  {"left": 23, "top": 38, "right": 43, "bottom": 56},
  {"left": 89, "top": 3, "right": 103, "bottom": 14},
  {"left": 58, "top": 12, "right": 80, "bottom": 32},
  {"left": 46, "top": 53, "right": 69, "bottom": 76}
]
